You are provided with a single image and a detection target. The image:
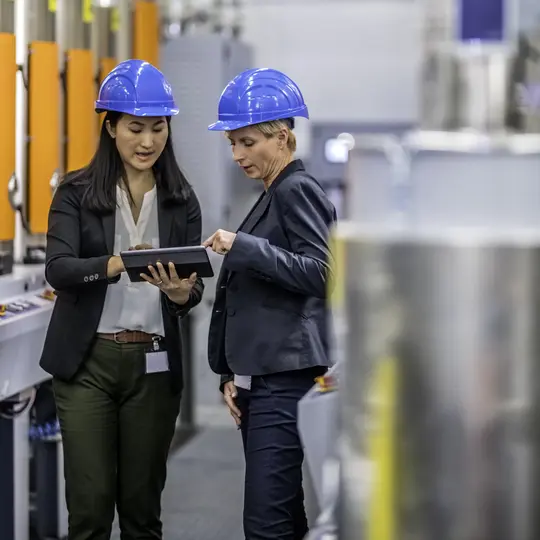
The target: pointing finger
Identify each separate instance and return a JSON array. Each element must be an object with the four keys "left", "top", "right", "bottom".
[{"left": 202, "top": 232, "right": 217, "bottom": 247}]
